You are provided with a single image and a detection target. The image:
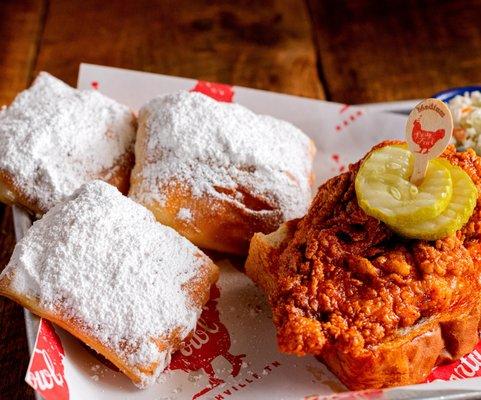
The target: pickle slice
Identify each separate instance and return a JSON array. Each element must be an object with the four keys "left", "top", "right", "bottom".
[
  {"left": 390, "top": 160, "right": 477, "bottom": 240},
  {"left": 355, "top": 146, "right": 453, "bottom": 225}
]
